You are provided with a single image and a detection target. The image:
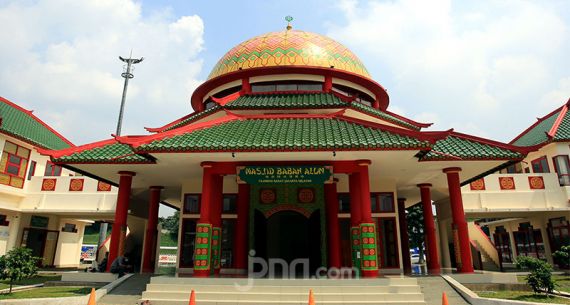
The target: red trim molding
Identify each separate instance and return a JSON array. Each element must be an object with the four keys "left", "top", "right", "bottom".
[{"left": 190, "top": 66, "right": 390, "bottom": 112}]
